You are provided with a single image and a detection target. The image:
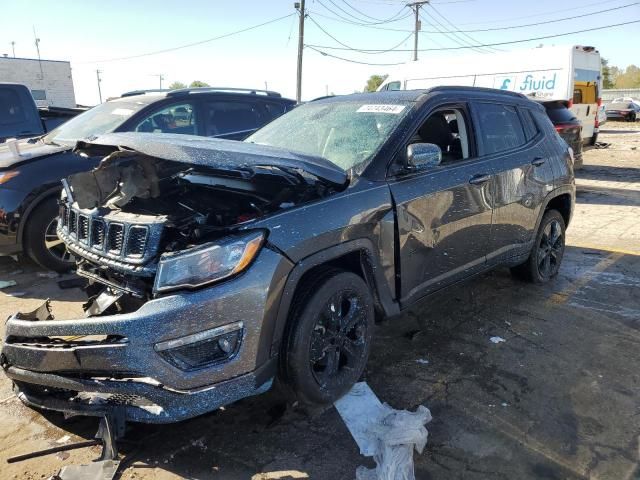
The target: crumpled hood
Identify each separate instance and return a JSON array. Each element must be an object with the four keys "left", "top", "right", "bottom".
[
  {"left": 0, "top": 137, "right": 69, "bottom": 170},
  {"left": 76, "top": 132, "right": 348, "bottom": 187}
]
